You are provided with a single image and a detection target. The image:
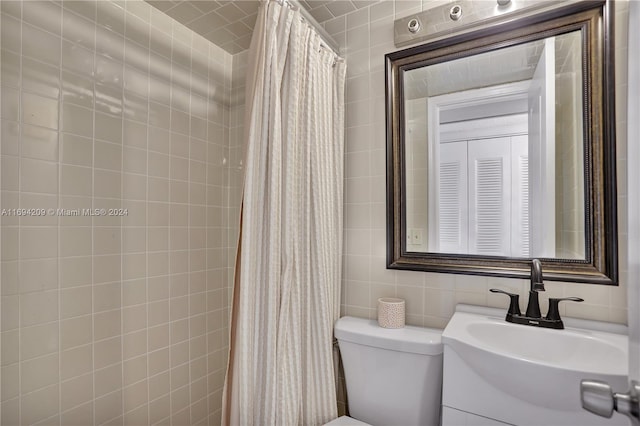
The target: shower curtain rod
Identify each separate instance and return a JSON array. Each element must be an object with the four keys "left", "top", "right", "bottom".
[{"left": 271, "top": 0, "right": 342, "bottom": 55}]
